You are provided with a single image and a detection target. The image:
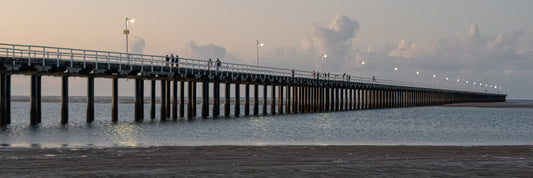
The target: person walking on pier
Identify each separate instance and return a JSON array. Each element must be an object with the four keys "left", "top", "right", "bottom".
[
  {"left": 216, "top": 58, "right": 221, "bottom": 74},
  {"left": 175, "top": 54, "right": 179, "bottom": 67},
  {"left": 165, "top": 55, "right": 170, "bottom": 66},
  {"left": 208, "top": 58, "right": 213, "bottom": 70},
  {"left": 372, "top": 76, "right": 376, "bottom": 82},
  {"left": 292, "top": 69, "right": 295, "bottom": 77},
  {"left": 171, "top": 54, "right": 175, "bottom": 67}
]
